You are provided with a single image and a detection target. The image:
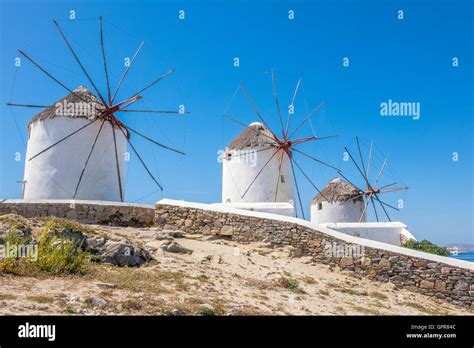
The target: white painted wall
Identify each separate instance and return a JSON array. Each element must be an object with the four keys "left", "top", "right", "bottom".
[
  {"left": 212, "top": 202, "right": 295, "bottom": 217},
  {"left": 222, "top": 146, "right": 294, "bottom": 204},
  {"left": 311, "top": 200, "right": 366, "bottom": 224},
  {"left": 319, "top": 222, "right": 414, "bottom": 246},
  {"left": 23, "top": 117, "right": 126, "bottom": 201}
]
